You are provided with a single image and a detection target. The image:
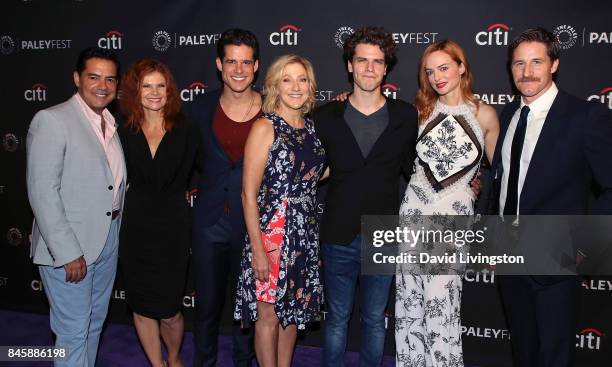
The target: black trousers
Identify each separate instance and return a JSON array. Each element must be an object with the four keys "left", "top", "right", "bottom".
[
  {"left": 192, "top": 214, "right": 254, "bottom": 367},
  {"left": 499, "top": 275, "right": 580, "bottom": 367}
]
